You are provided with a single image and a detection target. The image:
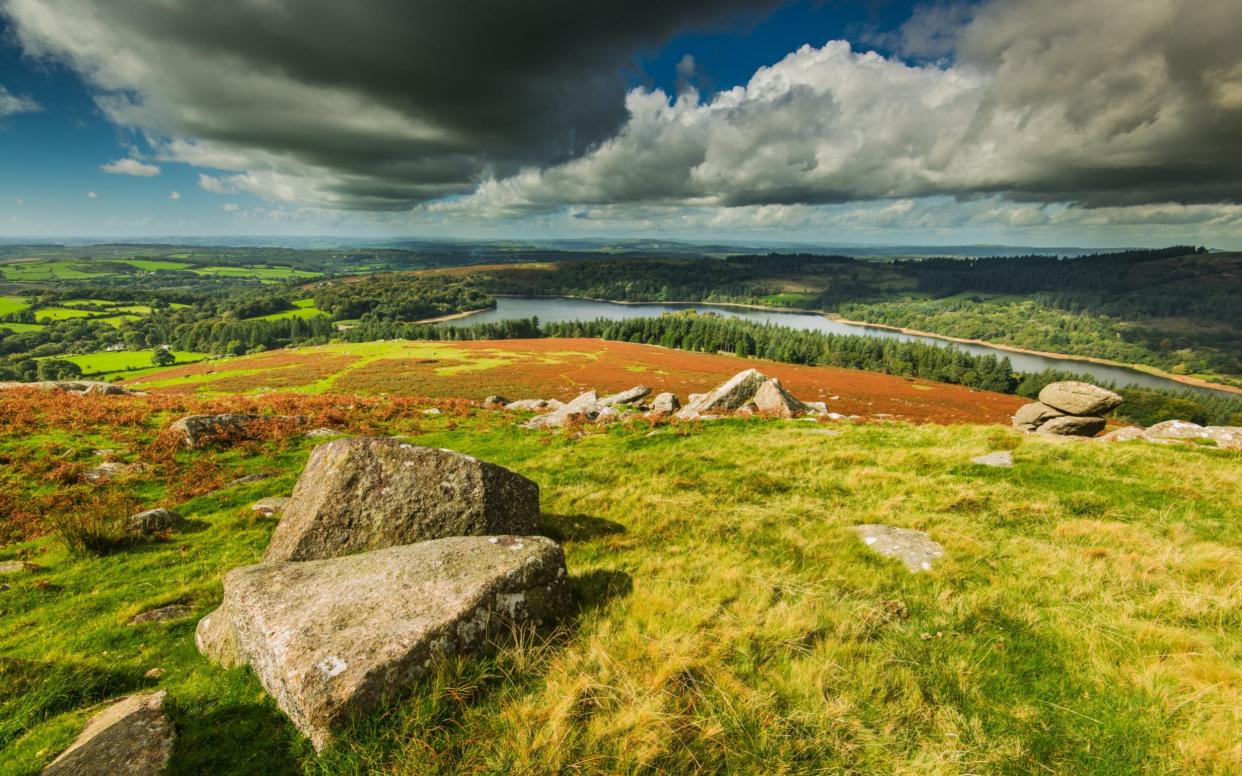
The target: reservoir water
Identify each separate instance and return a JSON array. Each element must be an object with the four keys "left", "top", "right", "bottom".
[{"left": 446, "top": 296, "right": 1235, "bottom": 397}]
